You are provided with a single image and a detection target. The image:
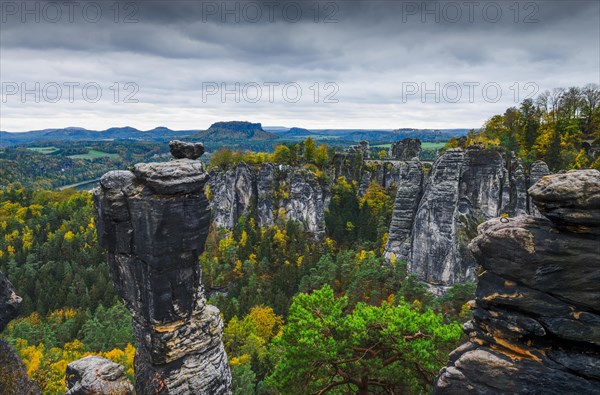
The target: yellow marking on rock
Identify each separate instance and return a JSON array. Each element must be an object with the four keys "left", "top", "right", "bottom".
[
  {"left": 482, "top": 292, "right": 523, "bottom": 301},
  {"left": 492, "top": 336, "right": 542, "bottom": 363},
  {"left": 154, "top": 321, "right": 184, "bottom": 333}
]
